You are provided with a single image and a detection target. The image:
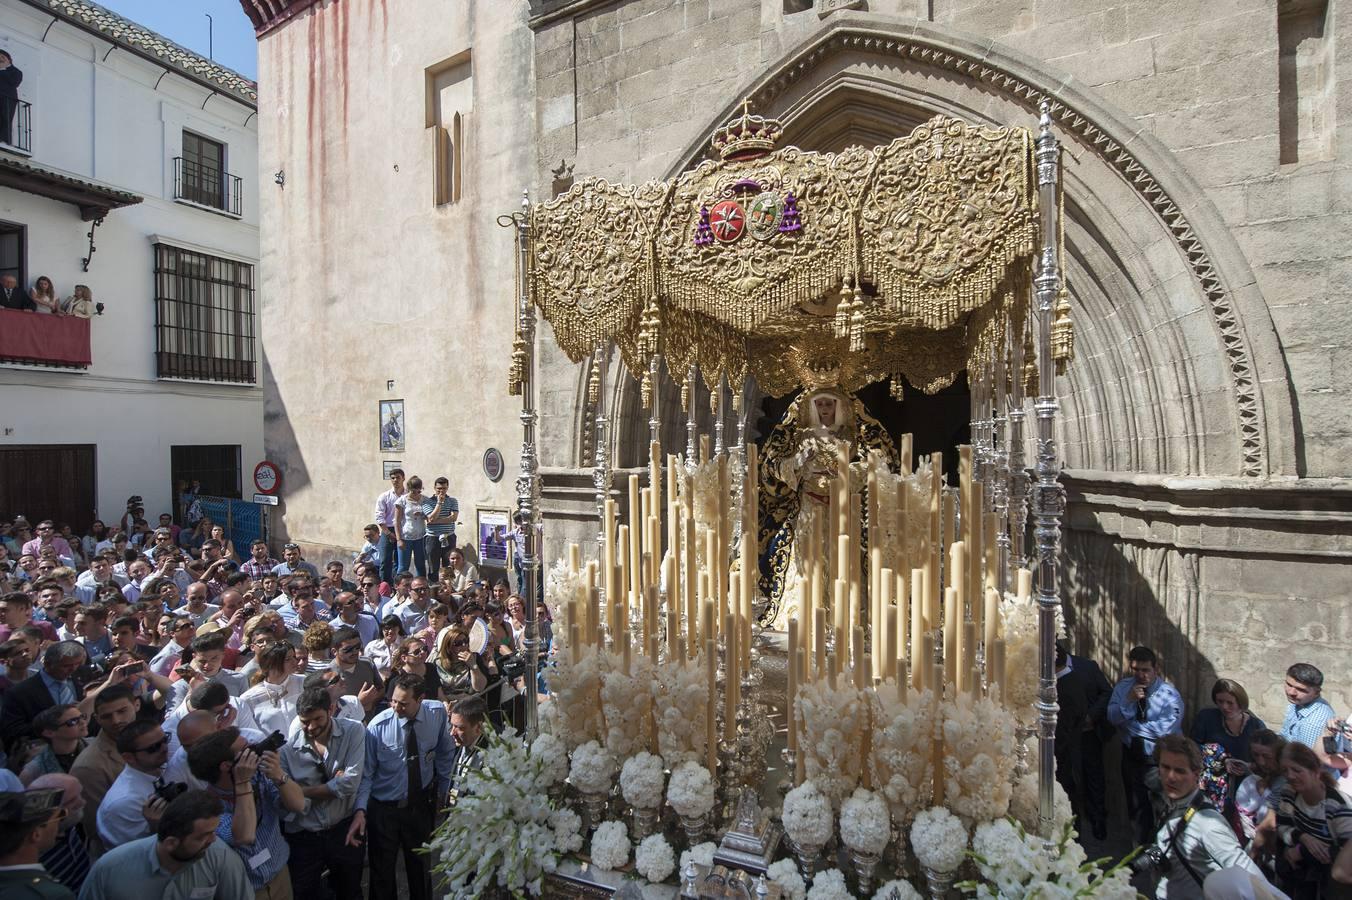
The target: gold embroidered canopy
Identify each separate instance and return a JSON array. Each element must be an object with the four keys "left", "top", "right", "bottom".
[{"left": 514, "top": 109, "right": 1063, "bottom": 400}]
